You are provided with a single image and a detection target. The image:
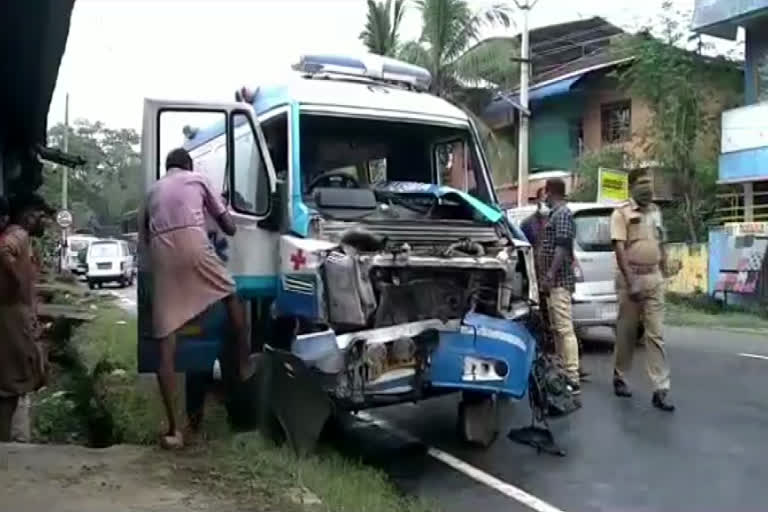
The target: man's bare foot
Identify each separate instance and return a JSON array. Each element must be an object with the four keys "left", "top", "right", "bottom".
[{"left": 160, "top": 430, "right": 184, "bottom": 450}]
